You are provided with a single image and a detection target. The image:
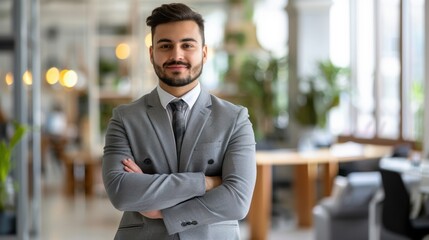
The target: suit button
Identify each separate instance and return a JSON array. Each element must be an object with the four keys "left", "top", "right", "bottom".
[
  {"left": 191, "top": 221, "right": 198, "bottom": 225},
  {"left": 143, "top": 158, "right": 152, "bottom": 165},
  {"left": 208, "top": 159, "right": 214, "bottom": 164},
  {"left": 181, "top": 222, "right": 187, "bottom": 227}
]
